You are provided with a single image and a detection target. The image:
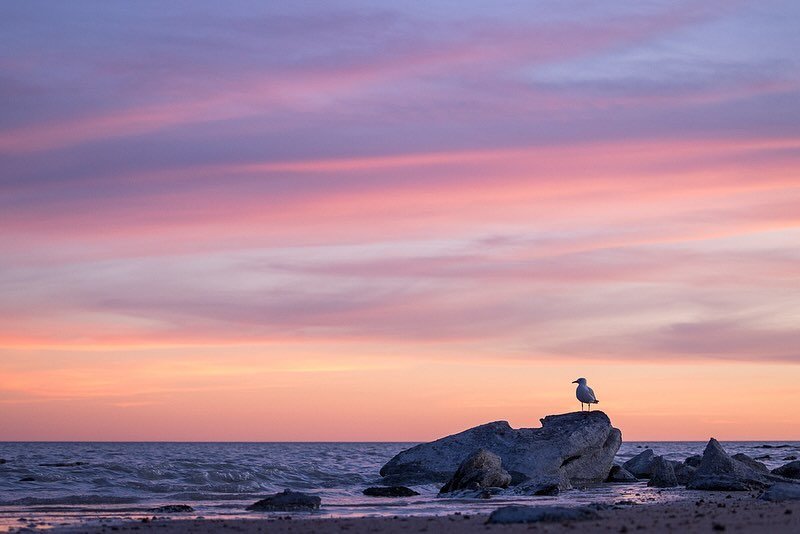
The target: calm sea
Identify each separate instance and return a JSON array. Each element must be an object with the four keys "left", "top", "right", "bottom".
[{"left": 1, "top": 441, "right": 797, "bottom": 531}]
